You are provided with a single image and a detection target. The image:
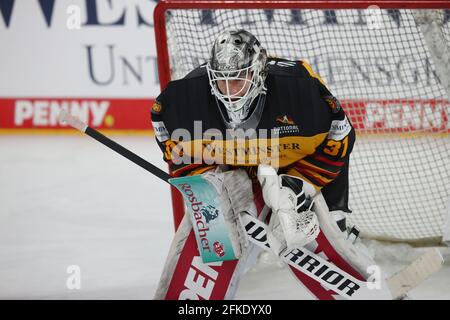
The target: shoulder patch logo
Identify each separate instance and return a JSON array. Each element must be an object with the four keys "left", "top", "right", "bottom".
[
  {"left": 324, "top": 95, "right": 341, "bottom": 113},
  {"left": 152, "top": 101, "right": 162, "bottom": 114}
]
